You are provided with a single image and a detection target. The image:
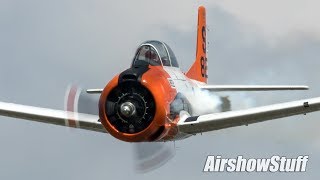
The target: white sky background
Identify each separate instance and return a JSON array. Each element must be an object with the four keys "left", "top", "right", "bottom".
[
  {"left": 213, "top": 0, "right": 320, "bottom": 41},
  {"left": 0, "top": 0, "right": 320, "bottom": 179}
]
